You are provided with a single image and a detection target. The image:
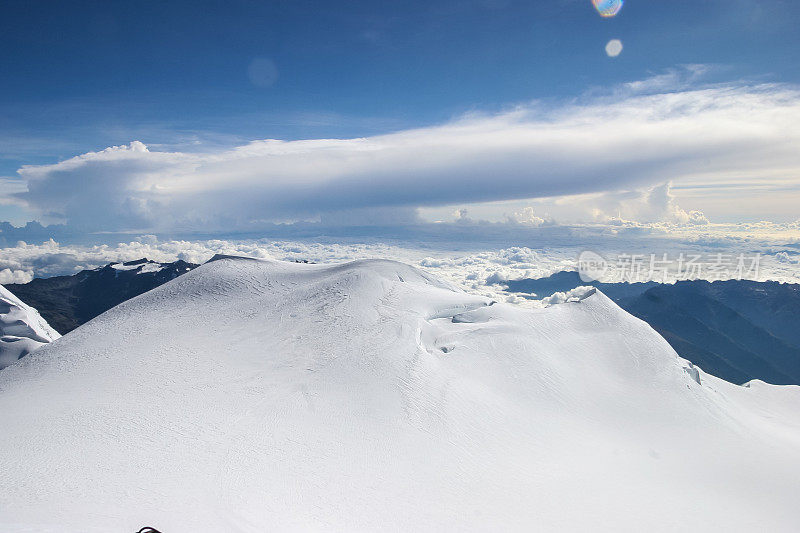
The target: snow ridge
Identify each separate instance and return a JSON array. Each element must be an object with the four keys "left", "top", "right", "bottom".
[{"left": 0, "top": 284, "right": 60, "bottom": 369}]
